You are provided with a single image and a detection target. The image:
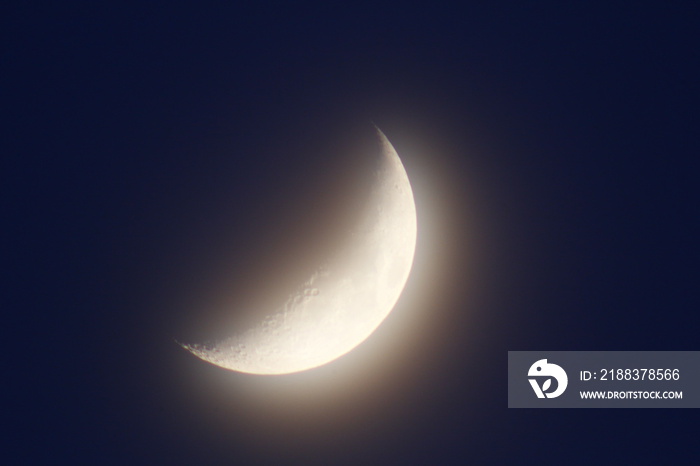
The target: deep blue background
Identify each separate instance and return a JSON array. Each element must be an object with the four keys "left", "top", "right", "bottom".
[{"left": 4, "top": 2, "right": 698, "bottom": 464}]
